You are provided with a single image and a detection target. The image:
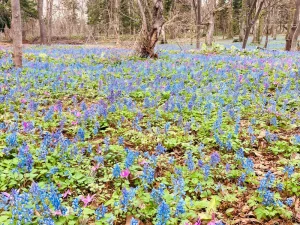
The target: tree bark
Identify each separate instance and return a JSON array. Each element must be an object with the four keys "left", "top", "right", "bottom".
[
  {"left": 136, "top": 0, "right": 165, "bottom": 58},
  {"left": 242, "top": 0, "right": 265, "bottom": 49},
  {"left": 11, "top": 0, "right": 22, "bottom": 67},
  {"left": 291, "top": 21, "right": 300, "bottom": 50},
  {"left": 239, "top": 0, "right": 247, "bottom": 41},
  {"left": 161, "top": 25, "right": 167, "bottom": 44},
  {"left": 196, "top": 0, "right": 201, "bottom": 48},
  {"left": 205, "top": 0, "right": 215, "bottom": 46},
  {"left": 114, "top": 0, "right": 120, "bottom": 45},
  {"left": 47, "top": 0, "right": 53, "bottom": 45},
  {"left": 38, "top": 0, "right": 46, "bottom": 44},
  {"left": 227, "top": 0, "right": 233, "bottom": 39},
  {"left": 286, "top": 0, "right": 300, "bottom": 51},
  {"left": 264, "top": 7, "right": 271, "bottom": 48}
]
